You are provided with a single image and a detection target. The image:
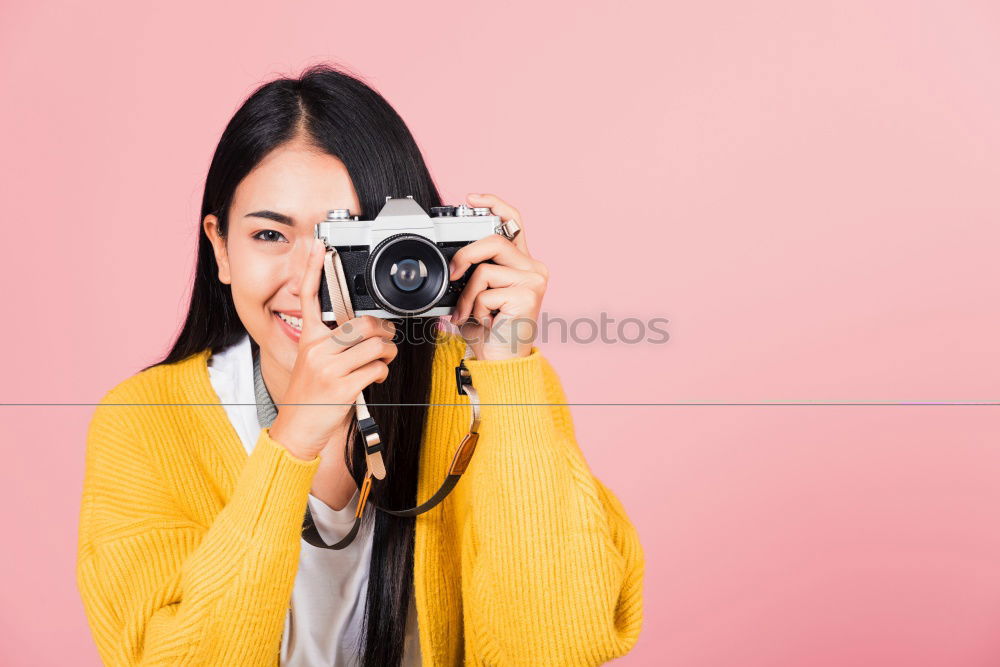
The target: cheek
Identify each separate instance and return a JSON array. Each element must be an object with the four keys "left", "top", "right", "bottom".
[{"left": 227, "top": 246, "right": 281, "bottom": 319}]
